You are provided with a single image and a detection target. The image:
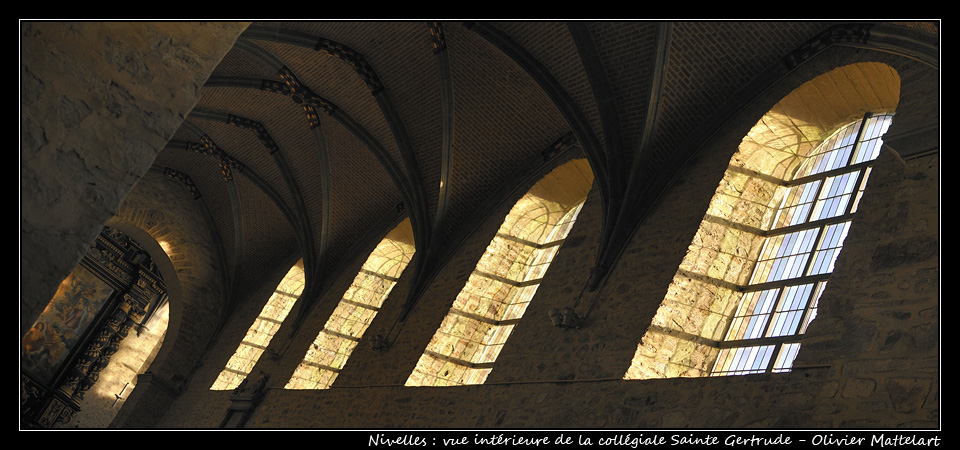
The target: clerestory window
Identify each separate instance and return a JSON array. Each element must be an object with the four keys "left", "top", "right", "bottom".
[
  {"left": 621, "top": 62, "right": 900, "bottom": 381},
  {"left": 211, "top": 260, "right": 305, "bottom": 390},
  {"left": 285, "top": 219, "right": 415, "bottom": 389},
  {"left": 711, "top": 113, "right": 893, "bottom": 375},
  {"left": 405, "top": 159, "right": 593, "bottom": 386}
]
